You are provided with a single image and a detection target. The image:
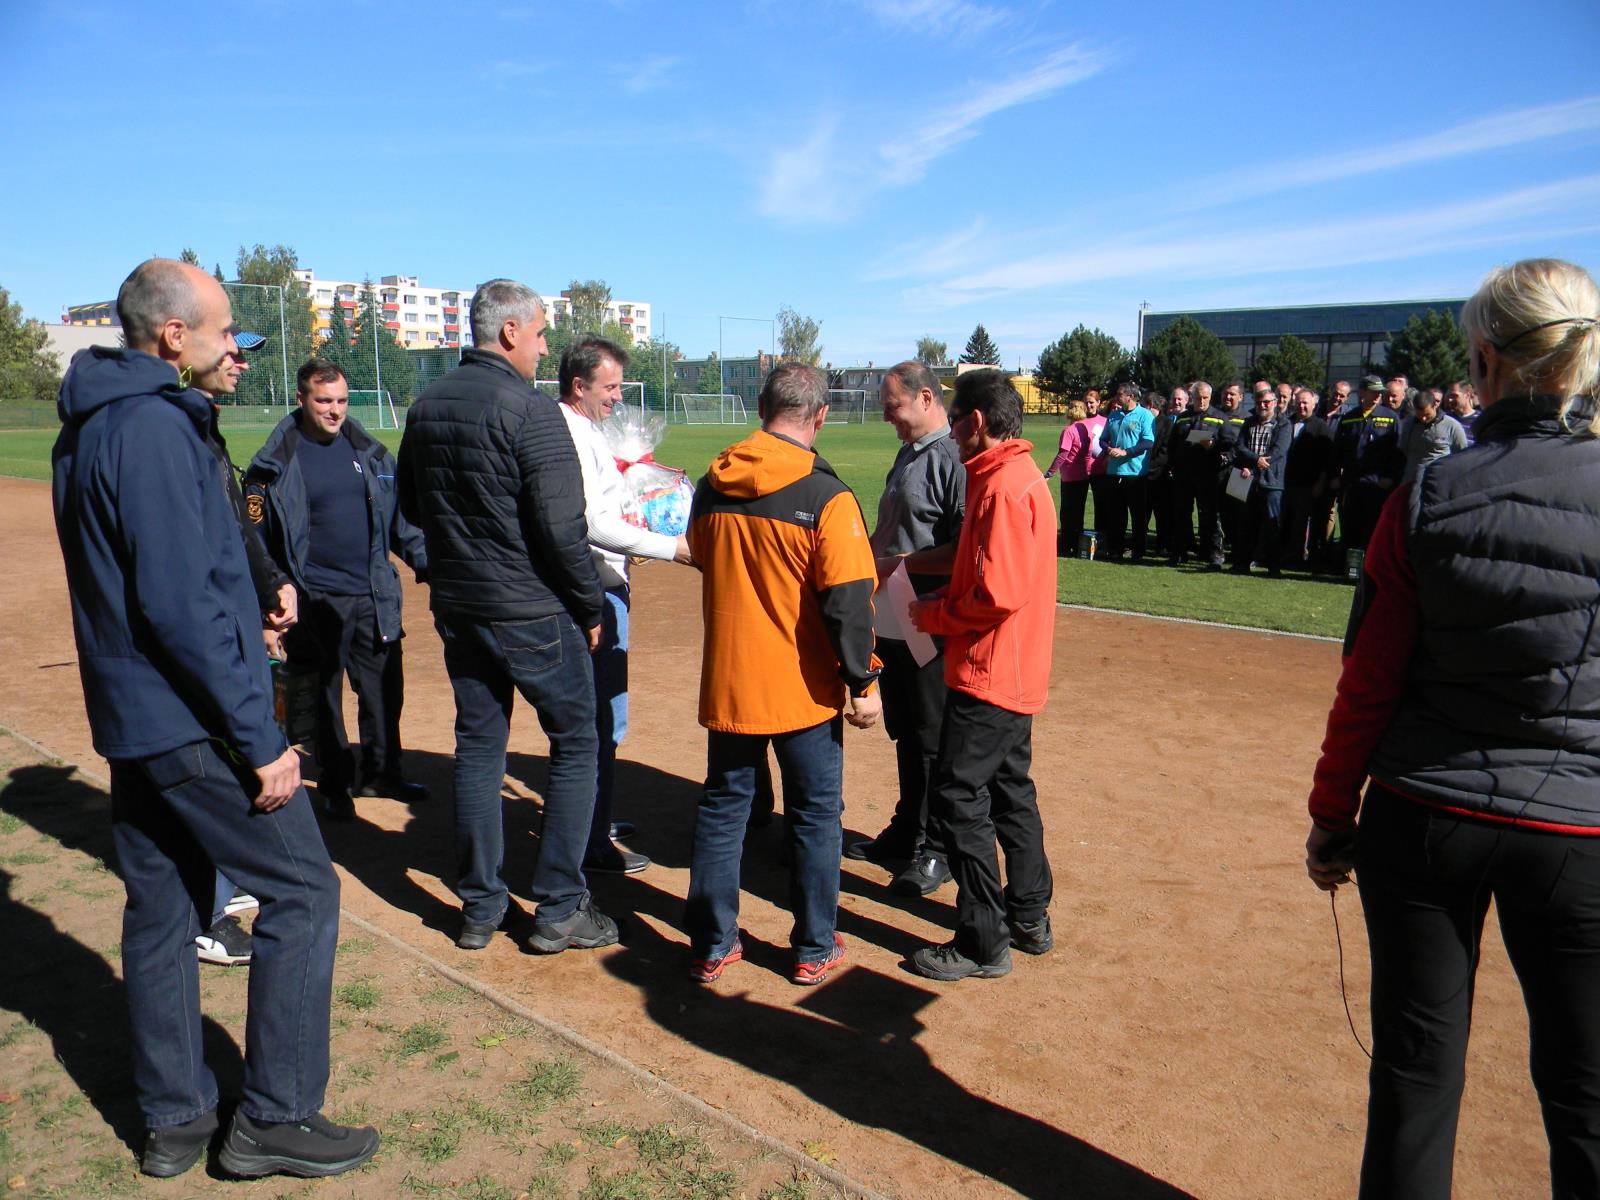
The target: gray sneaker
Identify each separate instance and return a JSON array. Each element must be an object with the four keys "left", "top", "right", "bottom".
[
  {"left": 909, "top": 940, "right": 1011, "bottom": 981},
  {"left": 524, "top": 895, "right": 620, "bottom": 954},
  {"left": 218, "top": 1110, "right": 379, "bottom": 1179},
  {"left": 1008, "top": 914, "right": 1054, "bottom": 956}
]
